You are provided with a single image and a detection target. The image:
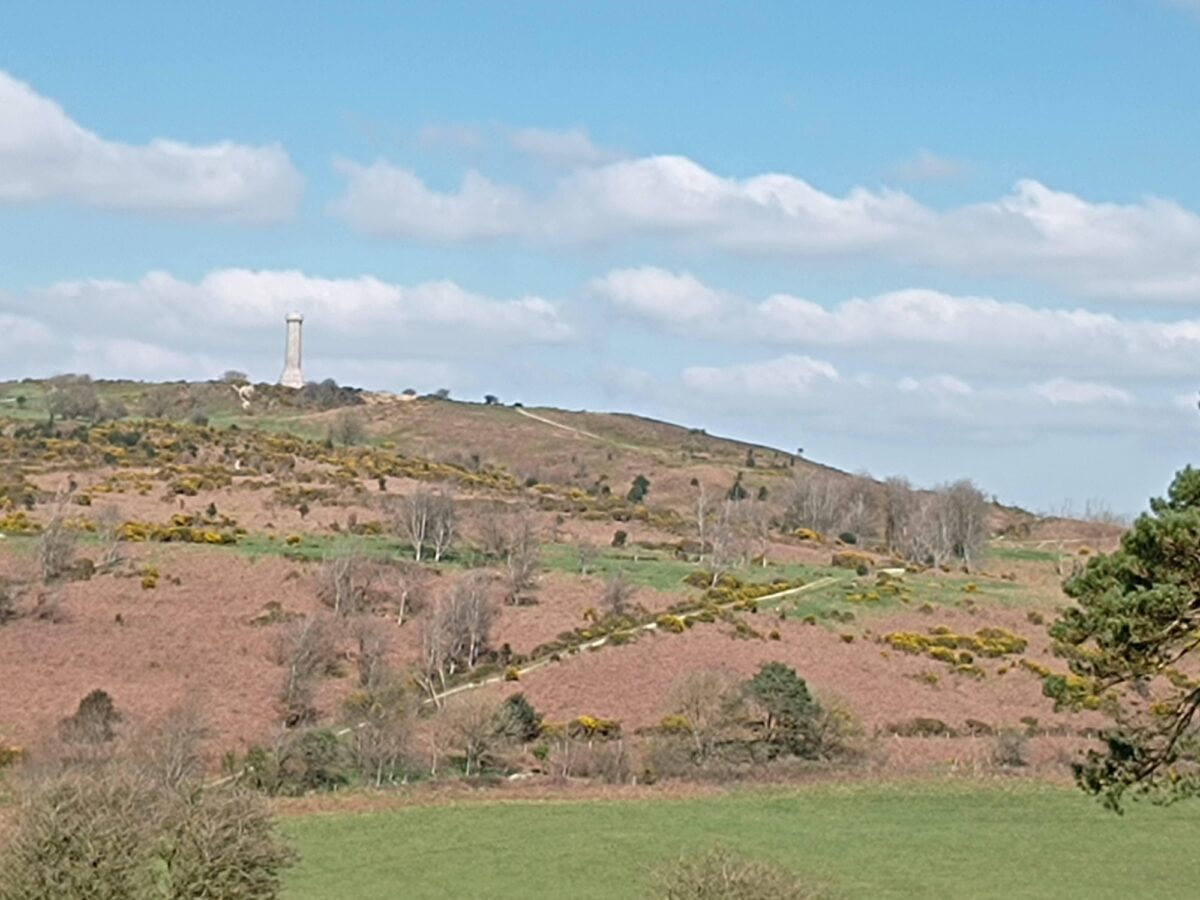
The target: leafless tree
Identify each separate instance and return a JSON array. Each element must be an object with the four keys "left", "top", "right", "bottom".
[
  {"left": 37, "top": 506, "right": 77, "bottom": 584},
  {"left": 343, "top": 676, "right": 415, "bottom": 787},
  {"left": 392, "top": 490, "right": 456, "bottom": 563},
  {"left": 428, "top": 492, "right": 457, "bottom": 562},
  {"left": 389, "top": 562, "right": 428, "bottom": 626},
  {"left": 316, "top": 552, "right": 378, "bottom": 616},
  {"left": 576, "top": 537, "right": 599, "bottom": 575},
  {"left": 691, "top": 478, "right": 713, "bottom": 560},
  {"left": 442, "top": 693, "right": 509, "bottom": 776},
  {"left": 883, "top": 476, "right": 915, "bottom": 555},
  {"left": 276, "top": 614, "right": 339, "bottom": 726},
  {"left": 708, "top": 501, "right": 748, "bottom": 585},
  {"left": 348, "top": 616, "right": 390, "bottom": 689},
  {"left": 419, "top": 573, "right": 494, "bottom": 702},
  {"left": 933, "top": 479, "right": 989, "bottom": 570},
  {"left": 783, "top": 471, "right": 877, "bottom": 541},
  {"left": 95, "top": 504, "right": 124, "bottom": 571},
  {"left": 329, "top": 408, "right": 366, "bottom": 446},
  {"left": 885, "top": 478, "right": 989, "bottom": 570},
  {"left": 133, "top": 700, "right": 207, "bottom": 790},
  {"left": 739, "top": 501, "right": 774, "bottom": 566},
  {"left": 476, "top": 503, "right": 513, "bottom": 559},
  {"left": 664, "top": 669, "right": 746, "bottom": 763},
  {"left": 601, "top": 571, "right": 637, "bottom": 618},
  {"left": 503, "top": 513, "right": 541, "bottom": 604},
  {"left": 46, "top": 373, "right": 101, "bottom": 421}
]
